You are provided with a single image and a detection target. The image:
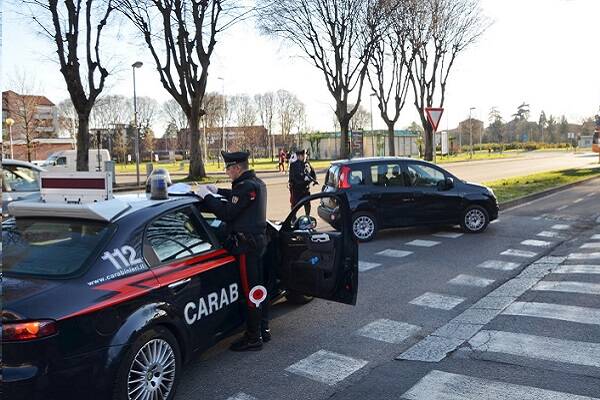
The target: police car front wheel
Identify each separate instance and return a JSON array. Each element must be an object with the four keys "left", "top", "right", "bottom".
[{"left": 113, "top": 326, "right": 182, "bottom": 400}]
